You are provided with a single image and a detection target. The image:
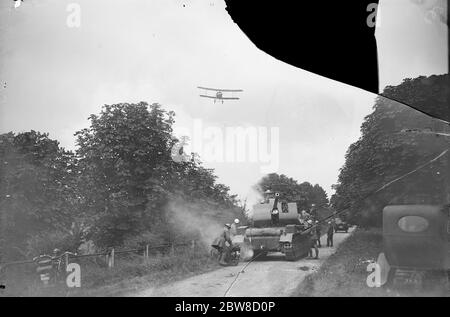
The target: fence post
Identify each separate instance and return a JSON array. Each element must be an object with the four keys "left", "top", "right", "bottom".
[
  {"left": 171, "top": 243, "right": 175, "bottom": 255},
  {"left": 111, "top": 248, "right": 115, "bottom": 268},
  {"left": 191, "top": 240, "right": 195, "bottom": 250},
  {"left": 108, "top": 248, "right": 115, "bottom": 268},
  {"left": 145, "top": 245, "right": 149, "bottom": 259},
  {"left": 65, "top": 253, "right": 69, "bottom": 268}
]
